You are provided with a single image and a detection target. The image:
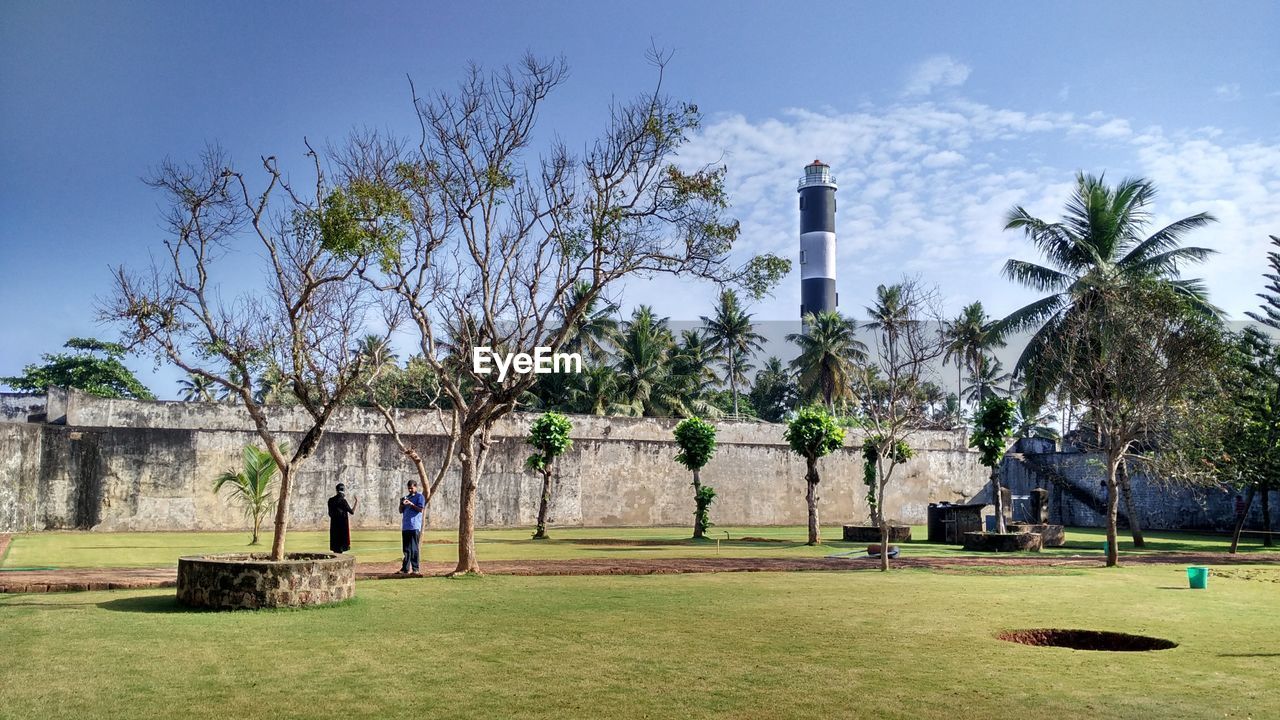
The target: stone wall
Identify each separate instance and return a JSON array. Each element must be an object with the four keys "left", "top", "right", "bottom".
[
  {"left": 1001, "top": 451, "right": 1265, "bottom": 532},
  {"left": 1, "top": 393, "right": 46, "bottom": 423},
  {"left": 0, "top": 390, "right": 991, "bottom": 533},
  {"left": 176, "top": 553, "right": 355, "bottom": 609}
]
